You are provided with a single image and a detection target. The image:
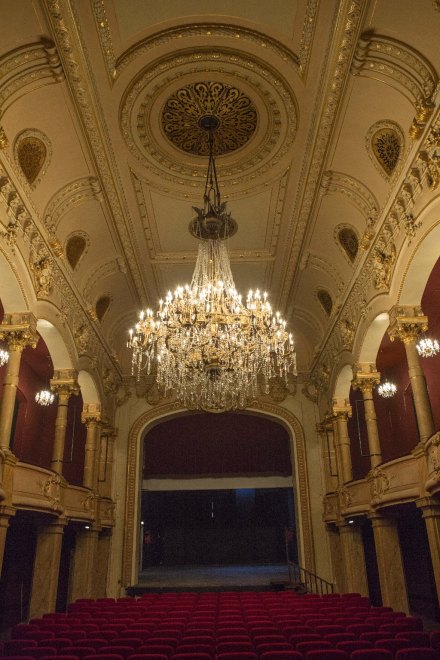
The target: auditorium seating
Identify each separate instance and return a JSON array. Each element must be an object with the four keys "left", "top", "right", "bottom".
[{"left": 1, "top": 591, "right": 438, "bottom": 660}]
